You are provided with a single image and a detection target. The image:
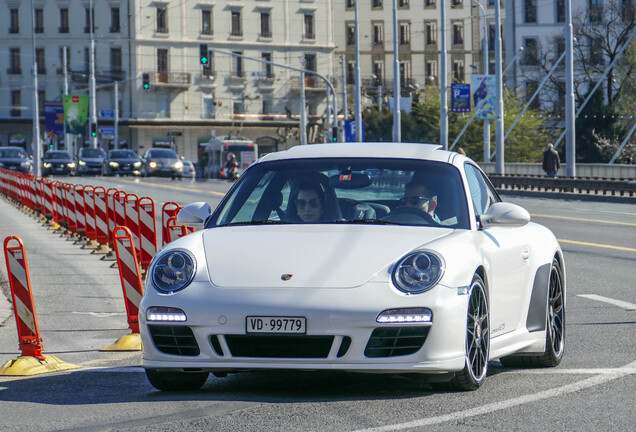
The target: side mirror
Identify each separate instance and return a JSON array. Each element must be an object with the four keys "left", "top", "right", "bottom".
[
  {"left": 177, "top": 202, "right": 212, "bottom": 229},
  {"left": 479, "top": 202, "right": 530, "bottom": 228}
]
